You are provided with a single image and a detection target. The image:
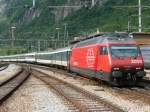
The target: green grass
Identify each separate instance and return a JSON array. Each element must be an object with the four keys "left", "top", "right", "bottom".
[{"left": 0, "top": 47, "right": 27, "bottom": 56}]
